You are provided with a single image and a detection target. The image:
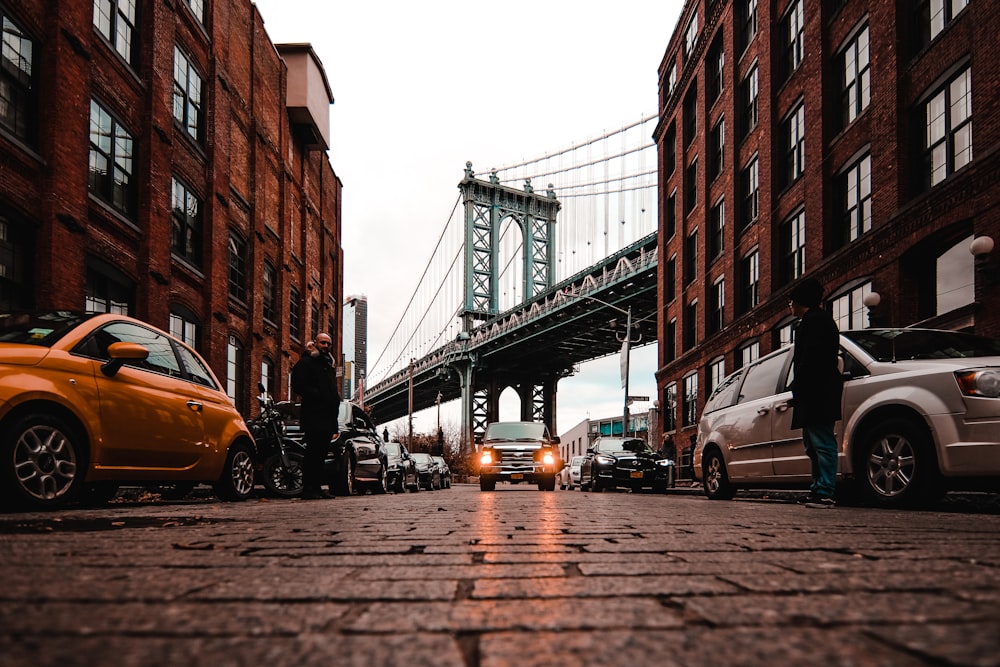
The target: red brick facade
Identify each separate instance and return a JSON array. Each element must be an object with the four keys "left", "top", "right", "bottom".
[
  {"left": 654, "top": 0, "right": 1000, "bottom": 460},
  {"left": 0, "top": 0, "right": 343, "bottom": 414}
]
